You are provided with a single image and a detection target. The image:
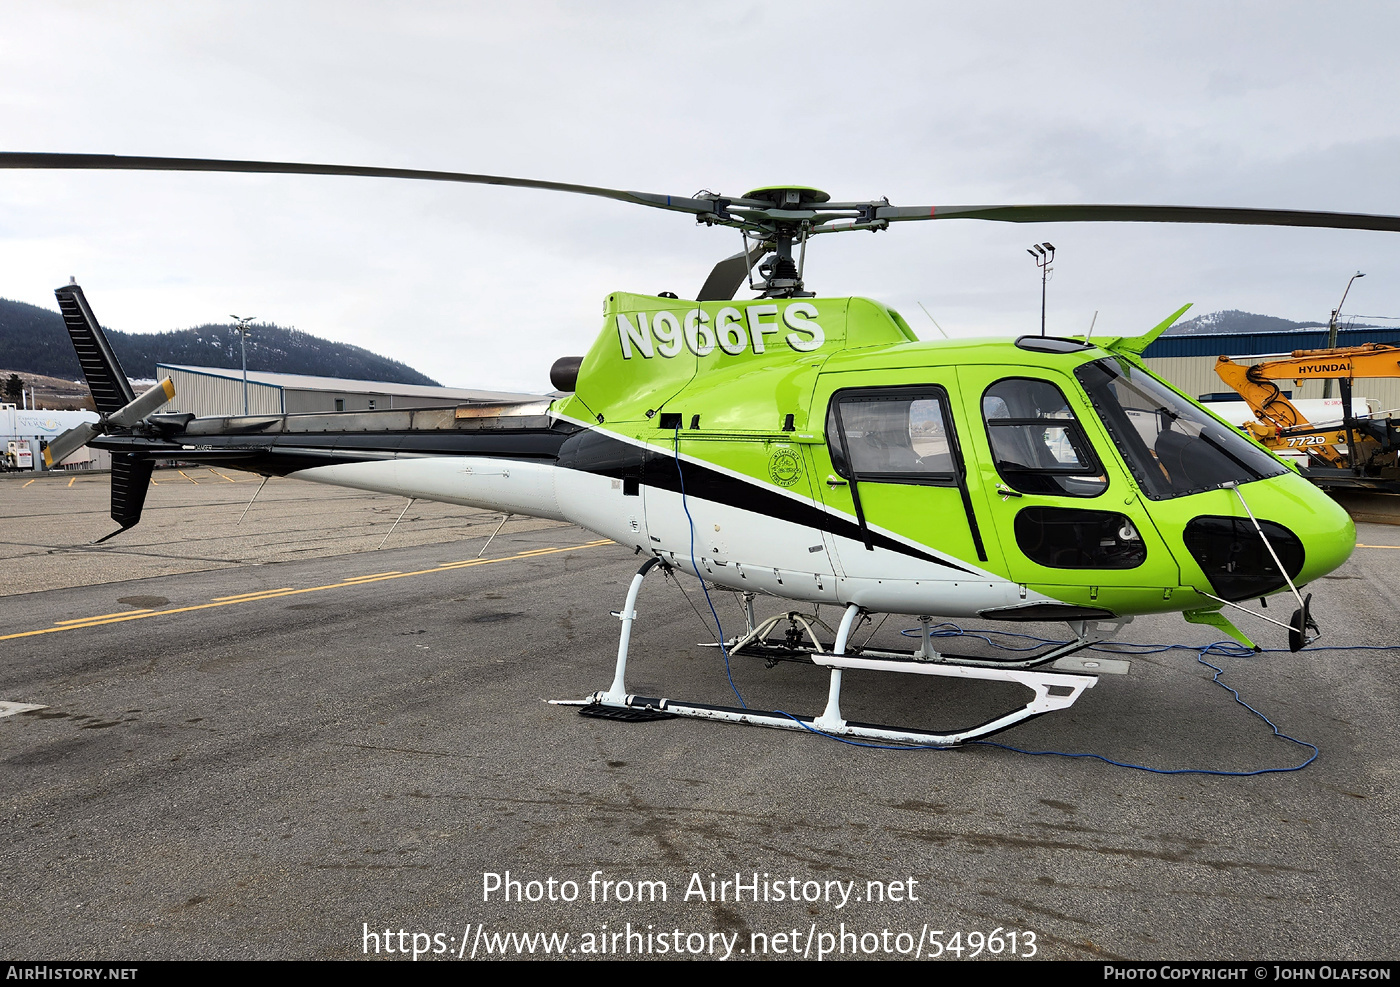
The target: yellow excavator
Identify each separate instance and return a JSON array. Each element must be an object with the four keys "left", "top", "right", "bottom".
[{"left": 1214, "top": 343, "right": 1400, "bottom": 489}]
